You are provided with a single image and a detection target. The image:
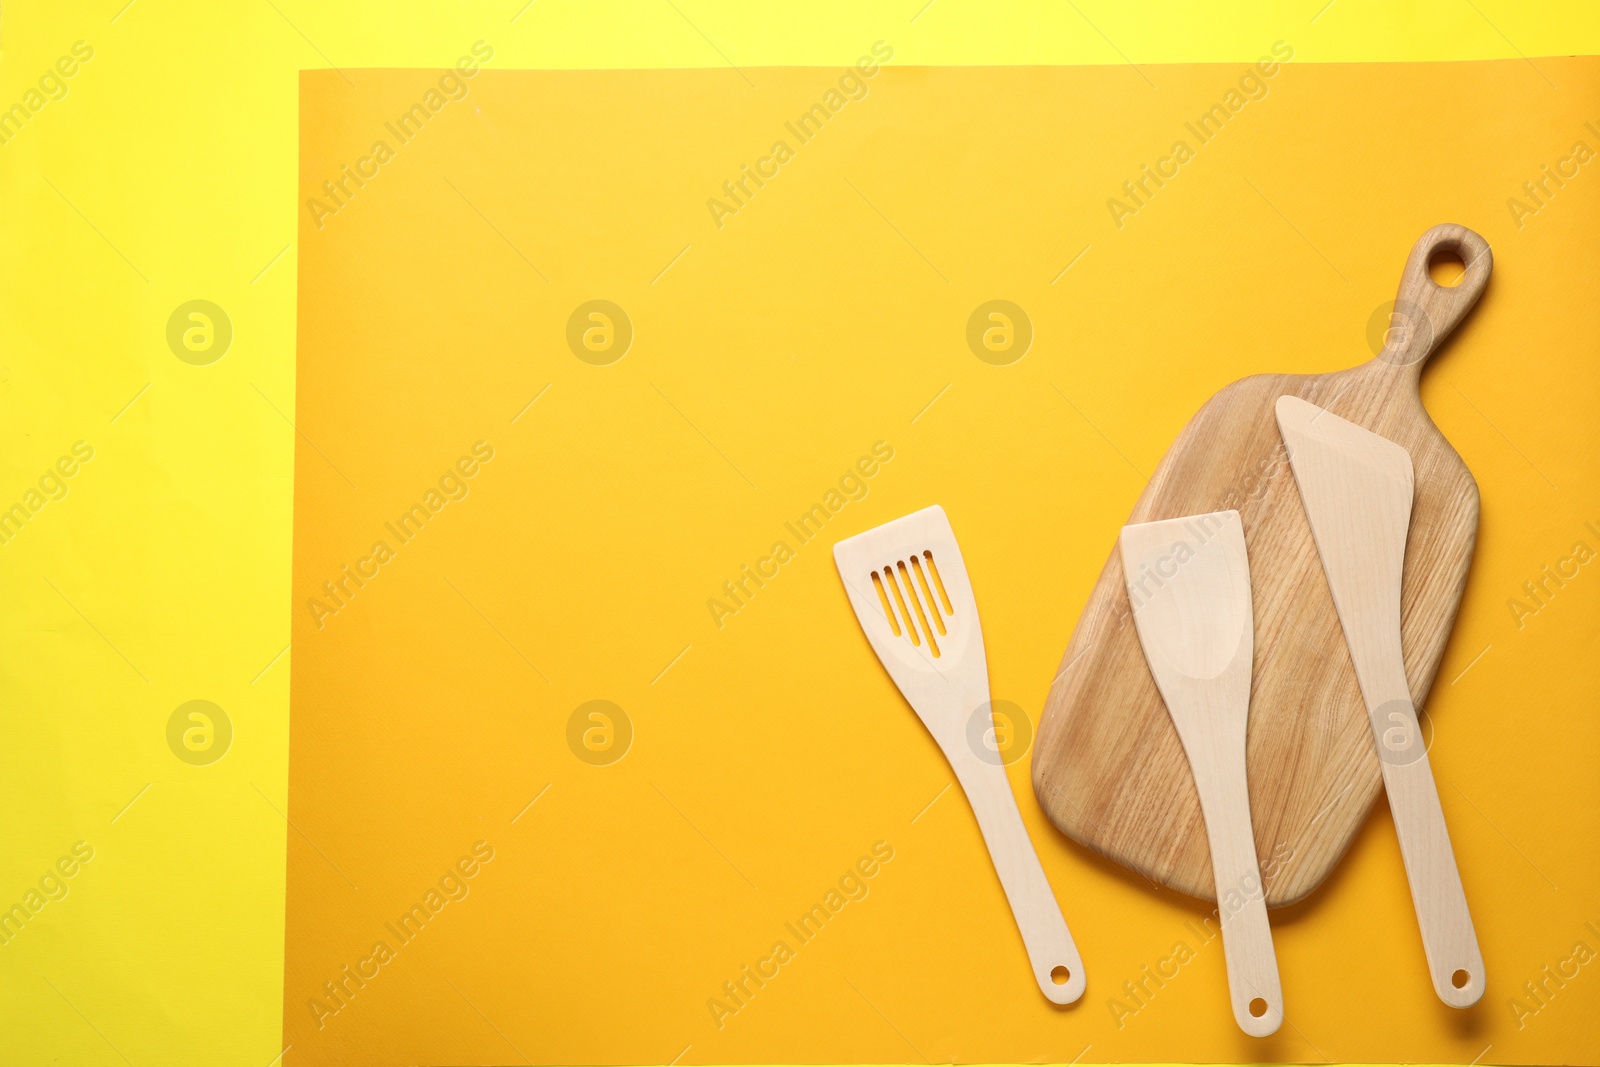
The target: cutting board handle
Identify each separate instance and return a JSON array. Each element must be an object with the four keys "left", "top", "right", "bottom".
[{"left": 1376, "top": 224, "right": 1492, "bottom": 380}]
